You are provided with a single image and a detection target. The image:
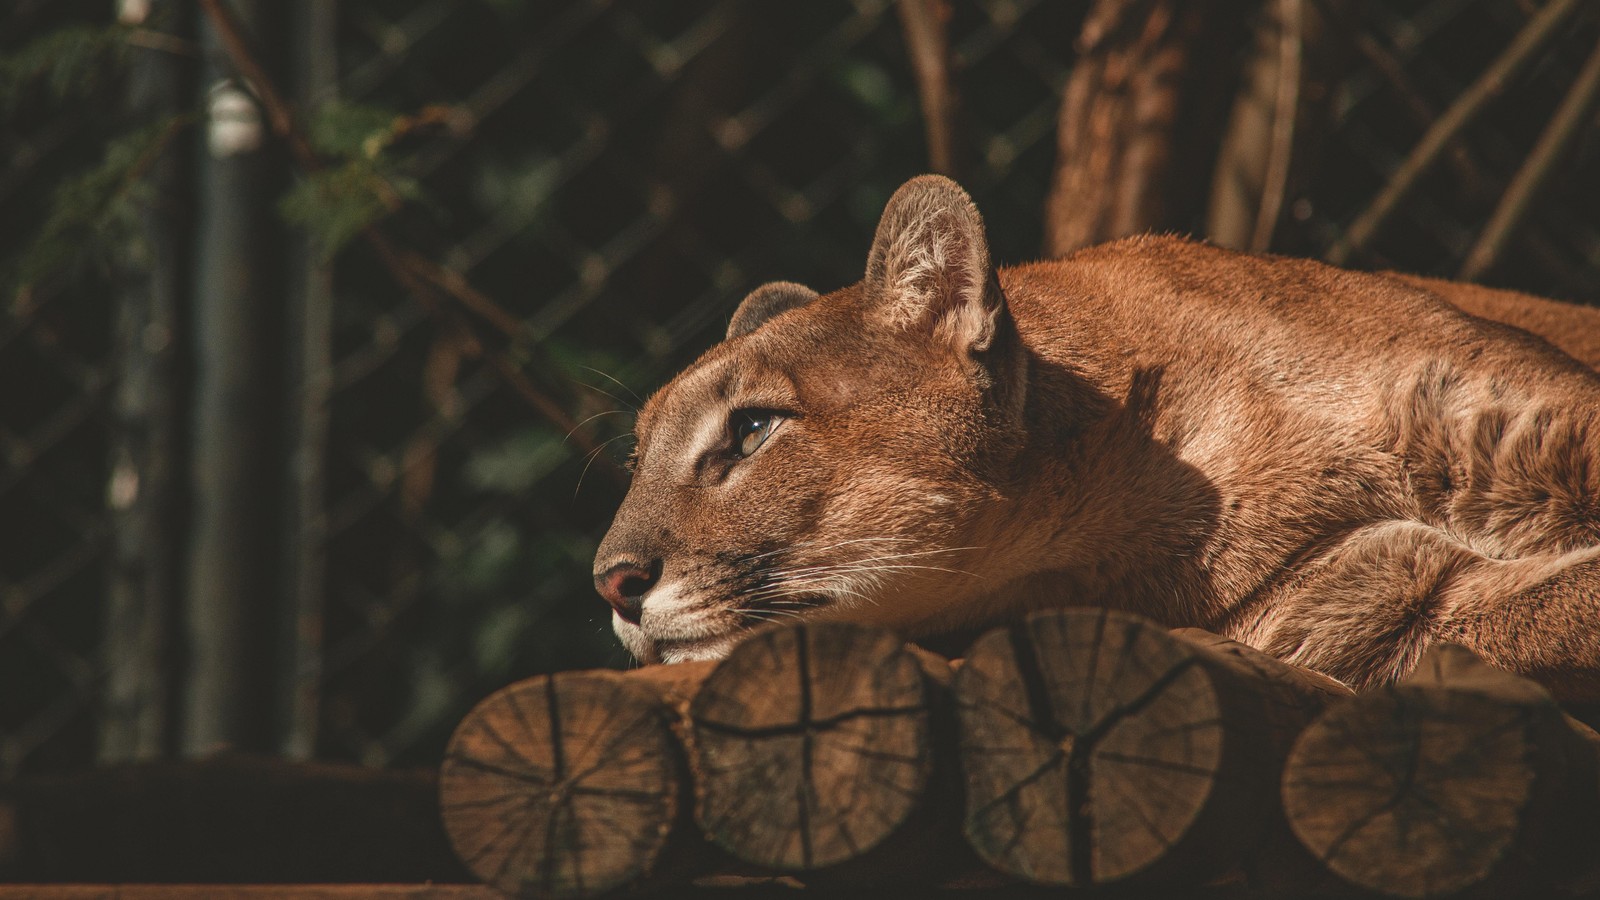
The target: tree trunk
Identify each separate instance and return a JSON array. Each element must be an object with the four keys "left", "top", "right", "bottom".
[
  {"left": 1043, "top": 0, "right": 1253, "bottom": 256},
  {"left": 896, "top": 0, "right": 963, "bottom": 178},
  {"left": 278, "top": 0, "right": 338, "bottom": 761},
  {"left": 183, "top": 0, "right": 288, "bottom": 755},
  {"left": 1205, "top": 0, "right": 1349, "bottom": 254}
]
